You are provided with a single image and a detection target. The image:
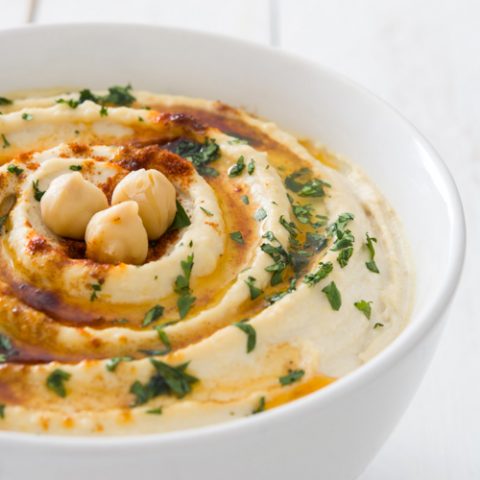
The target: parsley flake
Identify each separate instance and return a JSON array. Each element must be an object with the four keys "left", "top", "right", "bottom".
[
  {"left": 169, "top": 200, "right": 191, "bottom": 230},
  {"left": 285, "top": 168, "right": 330, "bottom": 197},
  {"left": 174, "top": 254, "right": 196, "bottom": 318},
  {"left": 230, "top": 231, "right": 244, "bottom": 244},
  {"left": 146, "top": 407, "right": 163, "bottom": 415},
  {"left": 303, "top": 261, "right": 333, "bottom": 286},
  {"left": 171, "top": 138, "right": 220, "bottom": 177},
  {"left": 154, "top": 325, "right": 172, "bottom": 354},
  {"left": 129, "top": 359, "right": 198, "bottom": 406},
  {"left": 0, "top": 333, "right": 17, "bottom": 363},
  {"left": 354, "top": 300, "right": 372, "bottom": 319},
  {"left": 7, "top": 164, "right": 23, "bottom": 176},
  {"left": 0, "top": 97, "right": 12, "bottom": 106},
  {"left": 247, "top": 159, "right": 255, "bottom": 175},
  {"left": 254, "top": 207, "right": 267, "bottom": 221},
  {"left": 32, "top": 180, "right": 45, "bottom": 201},
  {"left": 99, "top": 105, "right": 108, "bottom": 117},
  {"left": 267, "top": 278, "right": 297, "bottom": 304},
  {"left": 0, "top": 405, "right": 4, "bottom": 418},
  {"left": 21, "top": 113, "right": 33, "bottom": 121},
  {"left": 329, "top": 213, "right": 355, "bottom": 268},
  {"left": 241, "top": 194, "right": 249, "bottom": 205},
  {"left": 106, "top": 356, "right": 134, "bottom": 372},
  {"left": 245, "top": 276, "right": 263, "bottom": 300},
  {"left": 252, "top": 396, "right": 266, "bottom": 414},
  {"left": 46, "top": 369, "right": 71, "bottom": 398},
  {"left": 200, "top": 206, "right": 213, "bottom": 217},
  {"left": 279, "top": 369, "right": 305, "bottom": 386},
  {"left": 365, "top": 233, "right": 380, "bottom": 273},
  {"left": 89, "top": 282, "right": 102, "bottom": 301},
  {"left": 228, "top": 155, "right": 245, "bottom": 177},
  {"left": 1, "top": 134, "right": 10, "bottom": 149},
  {"left": 142, "top": 305, "right": 164, "bottom": 327},
  {"left": 234, "top": 320, "right": 256, "bottom": 353},
  {"left": 321, "top": 281, "right": 342, "bottom": 310},
  {"left": 69, "top": 165, "right": 82, "bottom": 171}
]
